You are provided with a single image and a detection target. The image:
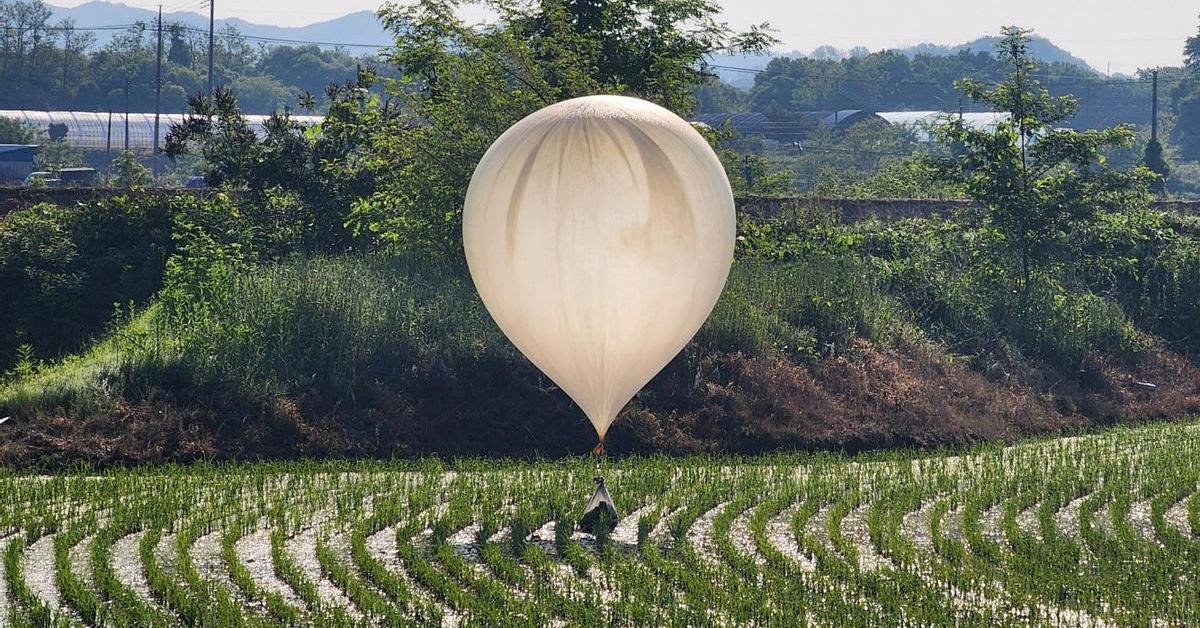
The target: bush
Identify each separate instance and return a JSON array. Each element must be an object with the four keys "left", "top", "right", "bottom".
[
  {"left": 0, "top": 188, "right": 348, "bottom": 374},
  {"left": 1075, "top": 209, "right": 1200, "bottom": 353},
  {"left": 167, "top": 253, "right": 504, "bottom": 399},
  {"left": 701, "top": 255, "right": 912, "bottom": 360},
  {"left": 0, "top": 199, "right": 172, "bottom": 371}
]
